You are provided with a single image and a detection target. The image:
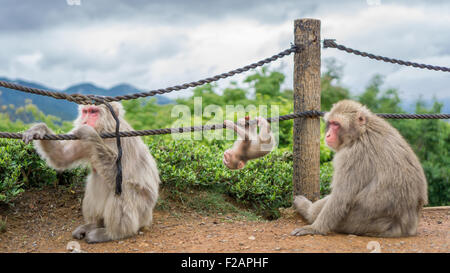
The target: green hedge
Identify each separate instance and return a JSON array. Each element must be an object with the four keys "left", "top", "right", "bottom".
[
  {"left": 0, "top": 137, "right": 333, "bottom": 218},
  {"left": 0, "top": 138, "right": 86, "bottom": 204},
  {"left": 1, "top": 136, "right": 447, "bottom": 218},
  {"left": 148, "top": 138, "right": 333, "bottom": 219}
]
